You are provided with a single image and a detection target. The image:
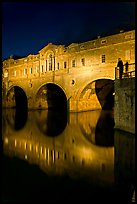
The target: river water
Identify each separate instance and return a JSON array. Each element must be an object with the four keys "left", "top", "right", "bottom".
[{"left": 2, "top": 109, "right": 135, "bottom": 202}]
